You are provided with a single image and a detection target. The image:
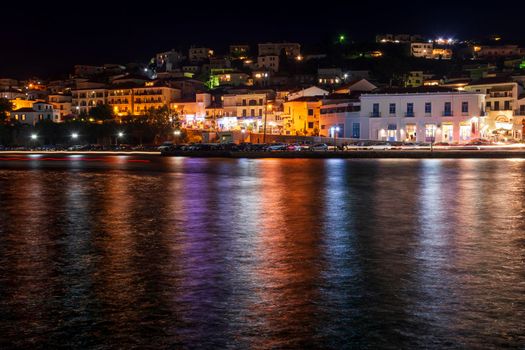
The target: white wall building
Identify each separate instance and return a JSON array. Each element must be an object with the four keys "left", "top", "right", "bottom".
[
  {"left": 361, "top": 88, "right": 486, "bottom": 143},
  {"left": 11, "top": 101, "right": 61, "bottom": 125},
  {"left": 257, "top": 55, "right": 279, "bottom": 72},
  {"left": 319, "top": 99, "right": 364, "bottom": 139},
  {"left": 411, "top": 42, "right": 433, "bottom": 58}
]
